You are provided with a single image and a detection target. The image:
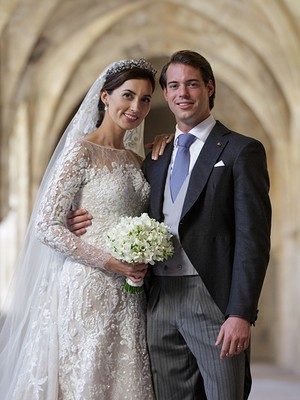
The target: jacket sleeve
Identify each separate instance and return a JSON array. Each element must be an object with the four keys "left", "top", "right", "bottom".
[{"left": 225, "top": 139, "right": 271, "bottom": 324}]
